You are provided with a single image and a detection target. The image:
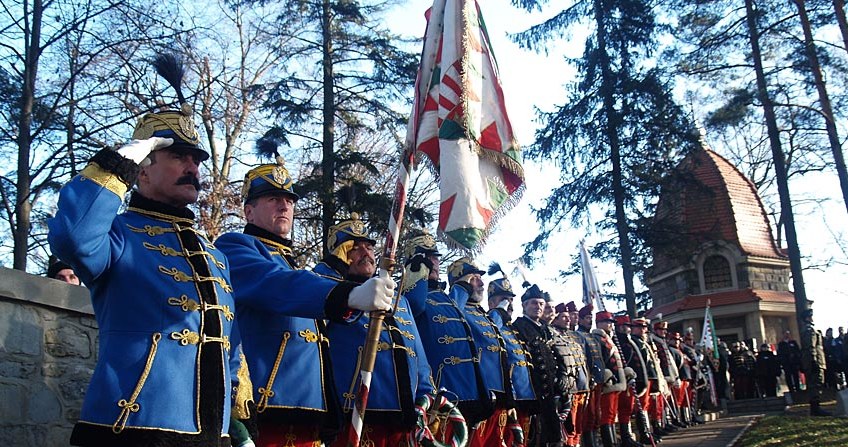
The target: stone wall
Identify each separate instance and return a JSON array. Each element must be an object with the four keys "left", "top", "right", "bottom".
[{"left": 0, "top": 267, "right": 96, "bottom": 446}]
